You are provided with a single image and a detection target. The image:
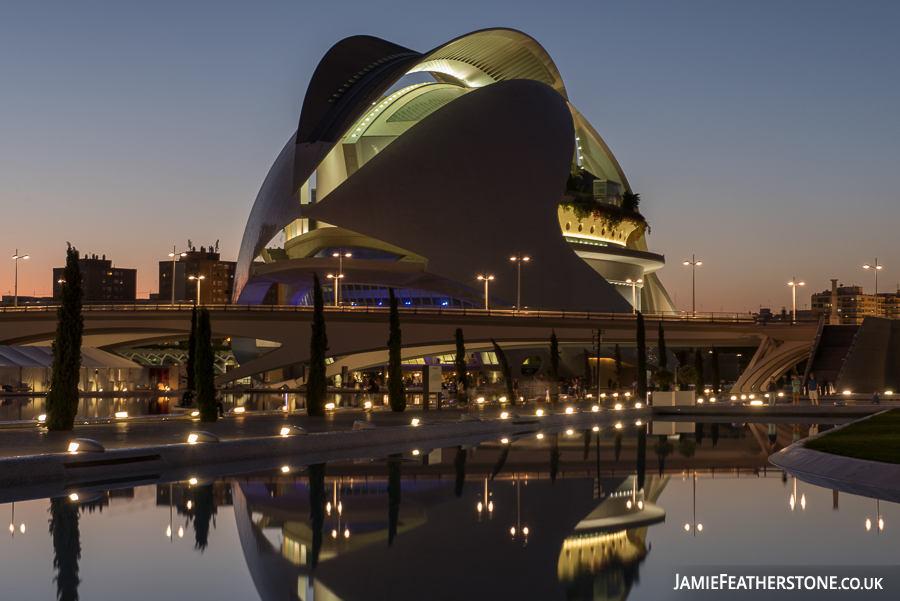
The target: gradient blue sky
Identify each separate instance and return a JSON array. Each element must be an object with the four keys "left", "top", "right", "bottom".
[{"left": 2, "top": 0, "right": 898, "bottom": 311}]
